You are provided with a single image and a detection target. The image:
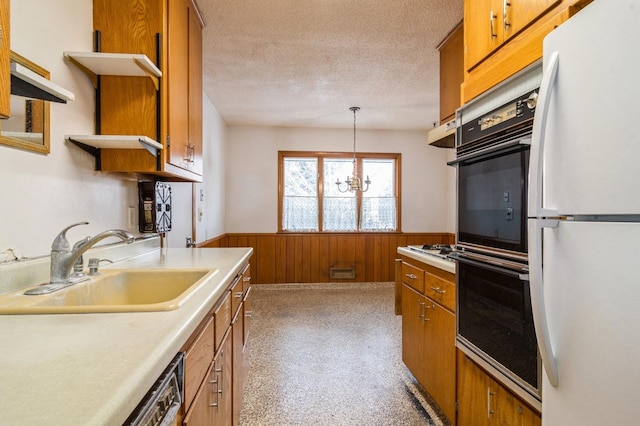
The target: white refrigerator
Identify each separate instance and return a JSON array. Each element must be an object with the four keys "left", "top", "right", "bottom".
[{"left": 528, "top": 1, "right": 640, "bottom": 425}]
